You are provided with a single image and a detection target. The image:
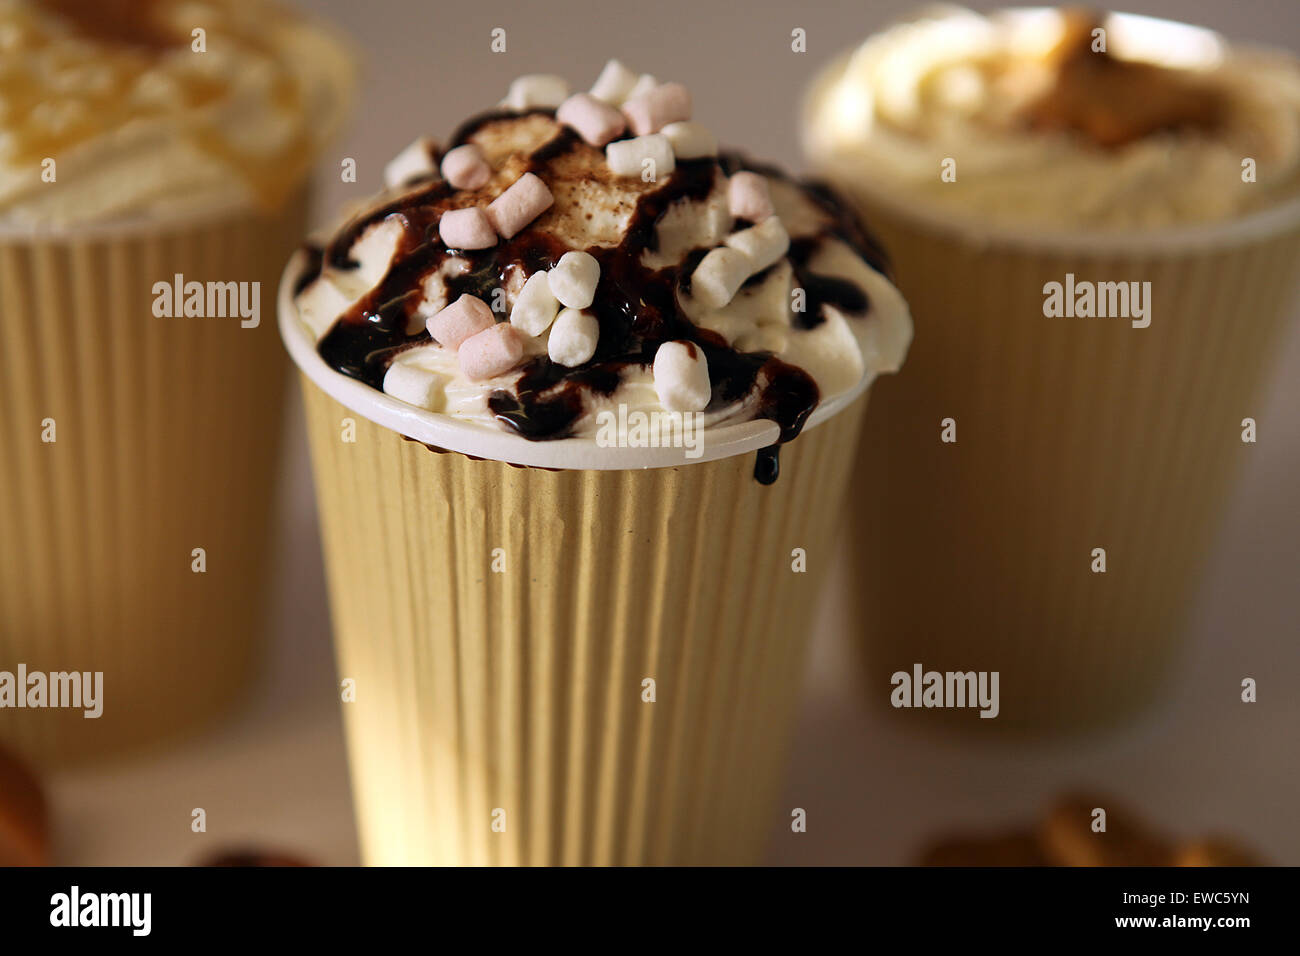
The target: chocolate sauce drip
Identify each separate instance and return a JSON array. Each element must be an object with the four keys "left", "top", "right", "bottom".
[
  {"left": 317, "top": 320, "right": 407, "bottom": 389},
  {"left": 786, "top": 237, "right": 870, "bottom": 330},
  {"left": 293, "top": 242, "right": 324, "bottom": 295},
  {"left": 311, "top": 111, "right": 888, "bottom": 460},
  {"left": 324, "top": 179, "right": 450, "bottom": 269},
  {"left": 754, "top": 445, "right": 780, "bottom": 485}
]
